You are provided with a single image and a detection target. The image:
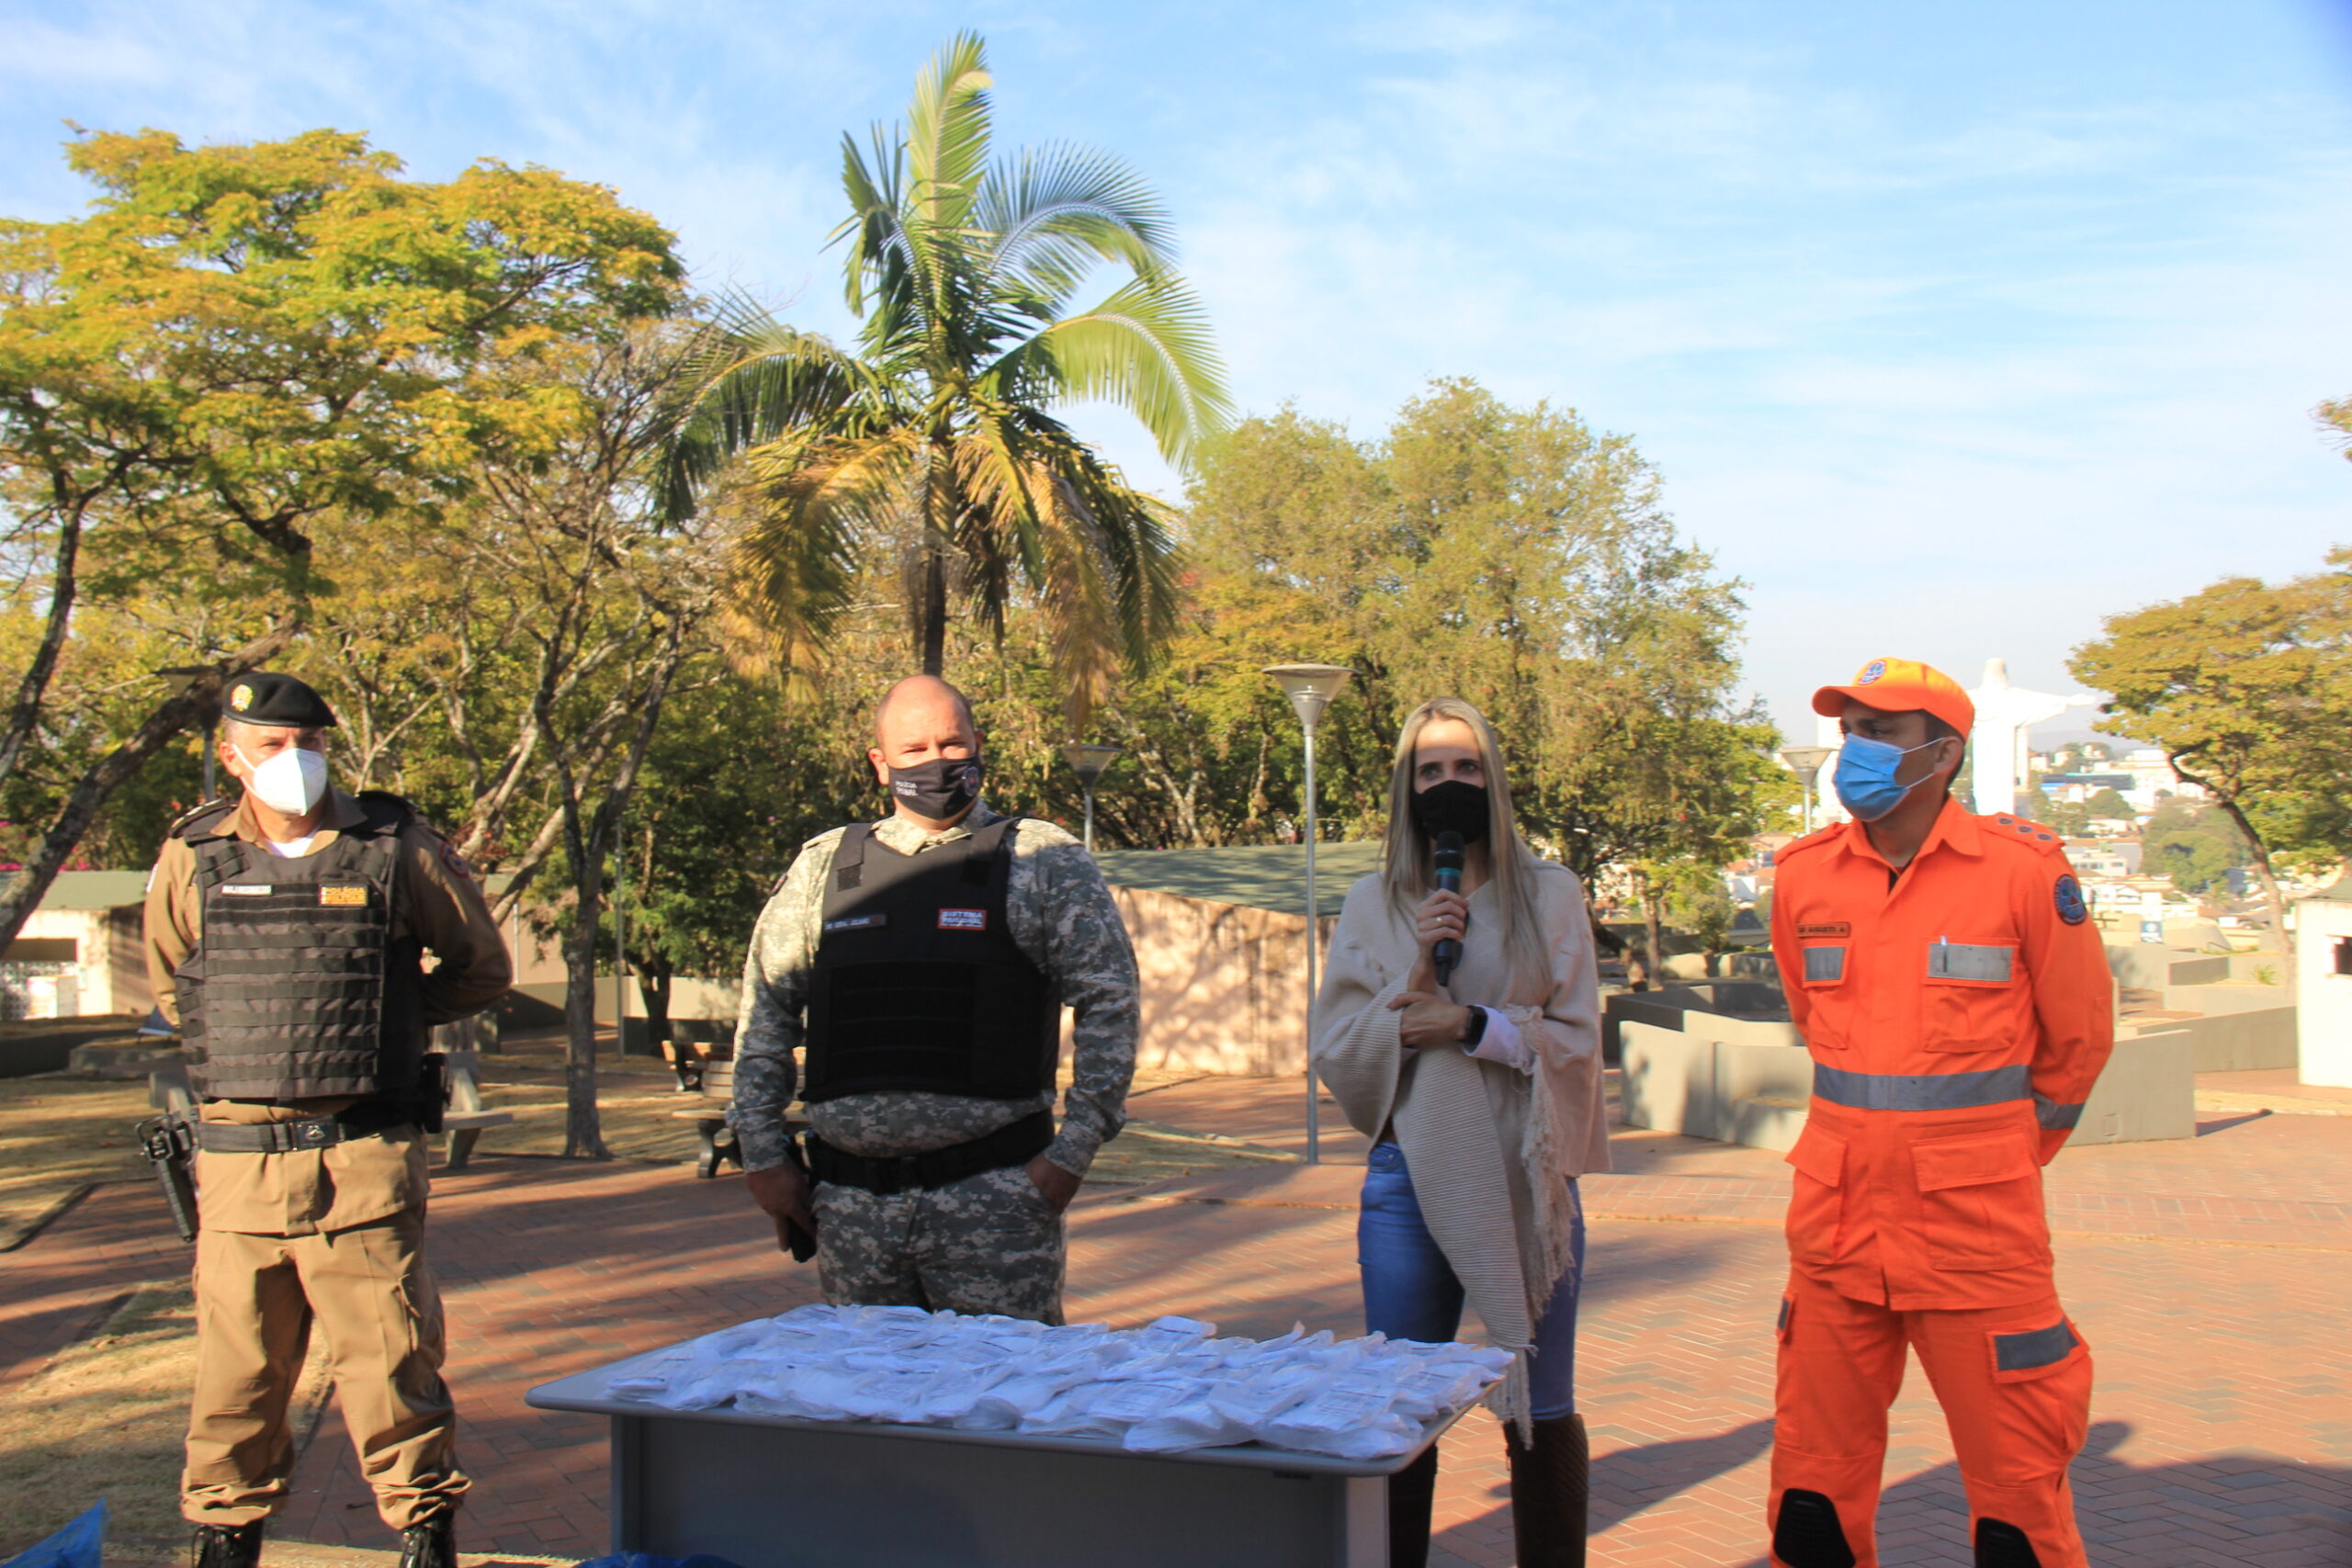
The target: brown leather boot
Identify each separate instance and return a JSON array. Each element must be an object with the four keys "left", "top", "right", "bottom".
[
  {"left": 1387, "top": 1442, "right": 1441, "bottom": 1568},
  {"left": 1504, "top": 1413, "right": 1589, "bottom": 1567}
]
